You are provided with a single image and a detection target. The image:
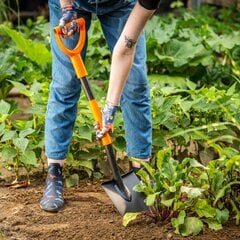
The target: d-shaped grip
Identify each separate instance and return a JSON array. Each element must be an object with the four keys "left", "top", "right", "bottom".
[{"left": 53, "top": 18, "right": 86, "bottom": 57}]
